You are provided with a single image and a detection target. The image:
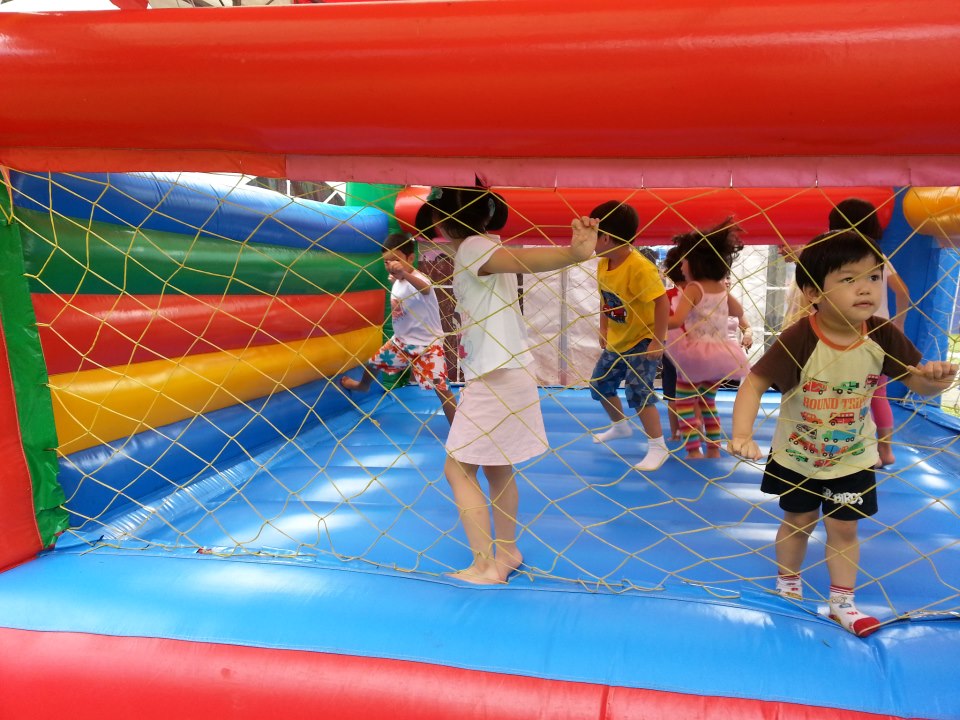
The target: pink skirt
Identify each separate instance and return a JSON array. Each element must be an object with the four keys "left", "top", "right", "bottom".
[
  {"left": 667, "top": 337, "right": 749, "bottom": 385},
  {"left": 445, "top": 367, "right": 548, "bottom": 466}
]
